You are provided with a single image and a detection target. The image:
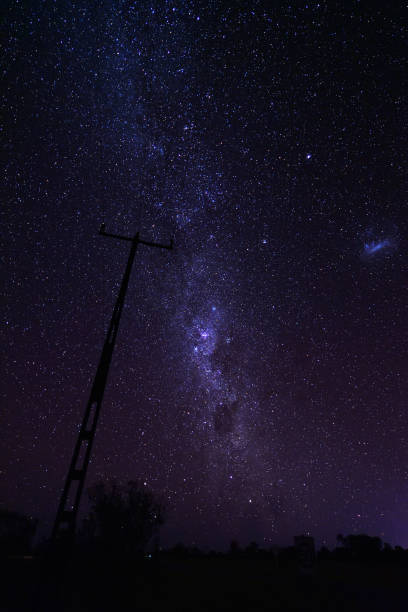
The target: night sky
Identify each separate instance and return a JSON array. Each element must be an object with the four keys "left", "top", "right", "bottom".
[{"left": 2, "top": 1, "right": 408, "bottom": 550}]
